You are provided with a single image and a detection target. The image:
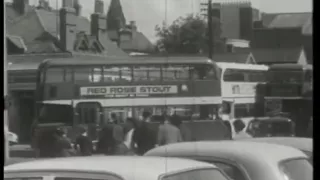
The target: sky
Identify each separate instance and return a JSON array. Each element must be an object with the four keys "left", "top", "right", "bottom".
[{"left": 6, "top": 0, "right": 313, "bottom": 42}]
